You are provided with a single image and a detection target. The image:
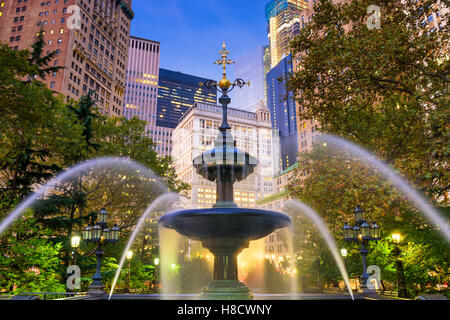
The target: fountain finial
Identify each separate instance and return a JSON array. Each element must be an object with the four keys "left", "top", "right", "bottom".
[{"left": 214, "top": 42, "right": 234, "bottom": 90}]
